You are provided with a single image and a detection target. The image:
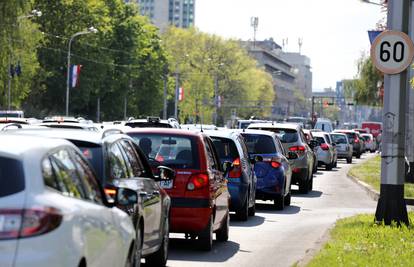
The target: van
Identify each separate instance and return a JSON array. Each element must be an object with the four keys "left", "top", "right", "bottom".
[
  {"left": 361, "top": 121, "right": 382, "bottom": 138},
  {"left": 314, "top": 118, "right": 334, "bottom": 132}
]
